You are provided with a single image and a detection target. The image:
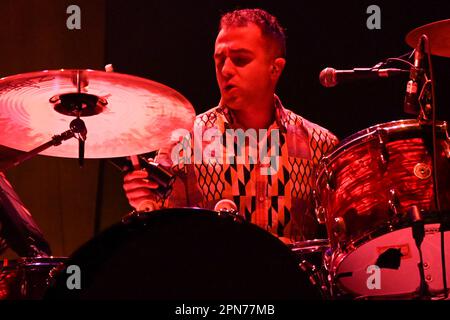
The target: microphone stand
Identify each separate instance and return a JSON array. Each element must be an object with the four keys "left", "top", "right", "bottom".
[
  {"left": 409, "top": 206, "right": 431, "bottom": 299},
  {"left": 0, "top": 118, "right": 88, "bottom": 172},
  {"left": 70, "top": 116, "right": 87, "bottom": 168},
  {"left": 404, "top": 34, "right": 448, "bottom": 299}
]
